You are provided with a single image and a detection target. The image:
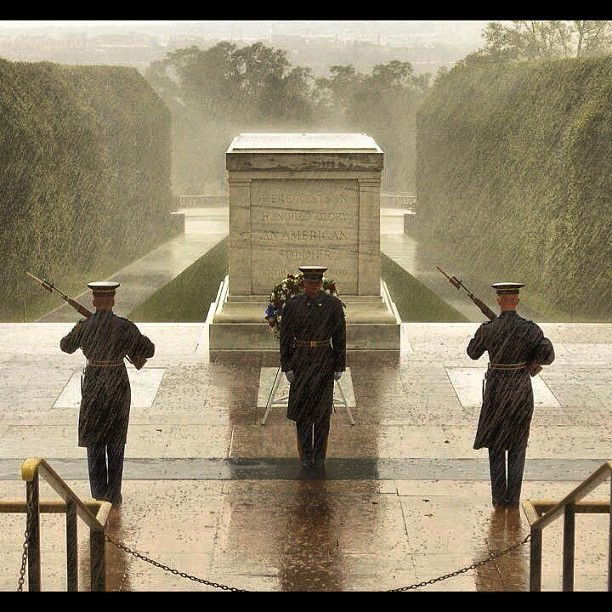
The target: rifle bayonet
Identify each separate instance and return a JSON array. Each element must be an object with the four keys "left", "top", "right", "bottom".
[{"left": 436, "top": 265, "right": 497, "bottom": 321}]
